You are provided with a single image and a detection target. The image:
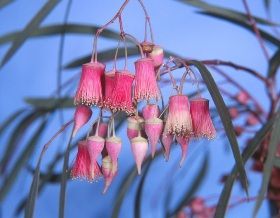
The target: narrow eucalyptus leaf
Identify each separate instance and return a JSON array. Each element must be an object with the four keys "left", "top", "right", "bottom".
[{"left": 268, "top": 48, "right": 280, "bottom": 77}]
